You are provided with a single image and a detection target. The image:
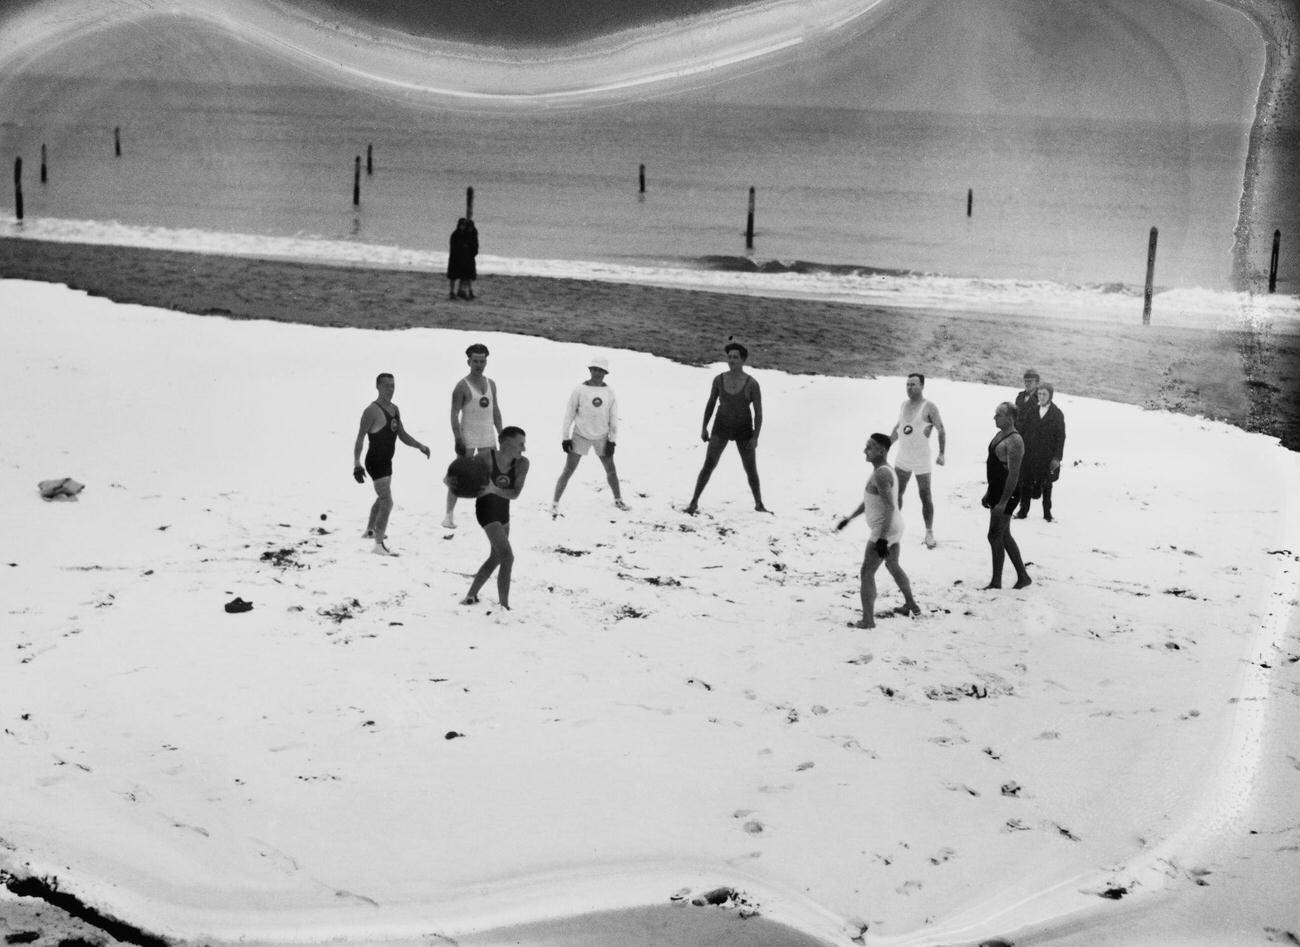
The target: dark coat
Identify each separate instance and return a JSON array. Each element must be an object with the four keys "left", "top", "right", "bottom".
[
  {"left": 447, "top": 225, "right": 478, "bottom": 281},
  {"left": 1014, "top": 388, "right": 1040, "bottom": 443},
  {"left": 1024, "top": 402, "right": 1066, "bottom": 490}
]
